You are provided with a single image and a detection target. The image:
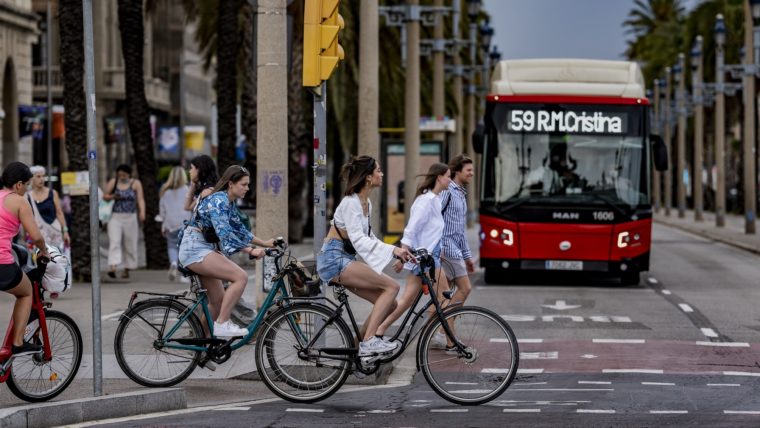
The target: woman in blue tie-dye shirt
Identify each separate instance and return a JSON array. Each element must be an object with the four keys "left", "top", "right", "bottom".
[{"left": 178, "top": 165, "right": 281, "bottom": 338}]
